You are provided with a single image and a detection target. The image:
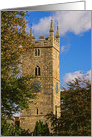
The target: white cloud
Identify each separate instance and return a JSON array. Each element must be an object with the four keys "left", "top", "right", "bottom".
[
  {"left": 84, "top": 70, "right": 91, "bottom": 82},
  {"left": 61, "top": 44, "right": 71, "bottom": 53},
  {"left": 63, "top": 70, "right": 91, "bottom": 85},
  {"left": 55, "top": 11, "right": 91, "bottom": 35},
  {"left": 61, "top": 46, "right": 65, "bottom": 53},
  {"left": 30, "top": 11, "right": 91, "bottom": 37},
  {"left": 32, "top": 17, "right": 51, "bottom": 36}
]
